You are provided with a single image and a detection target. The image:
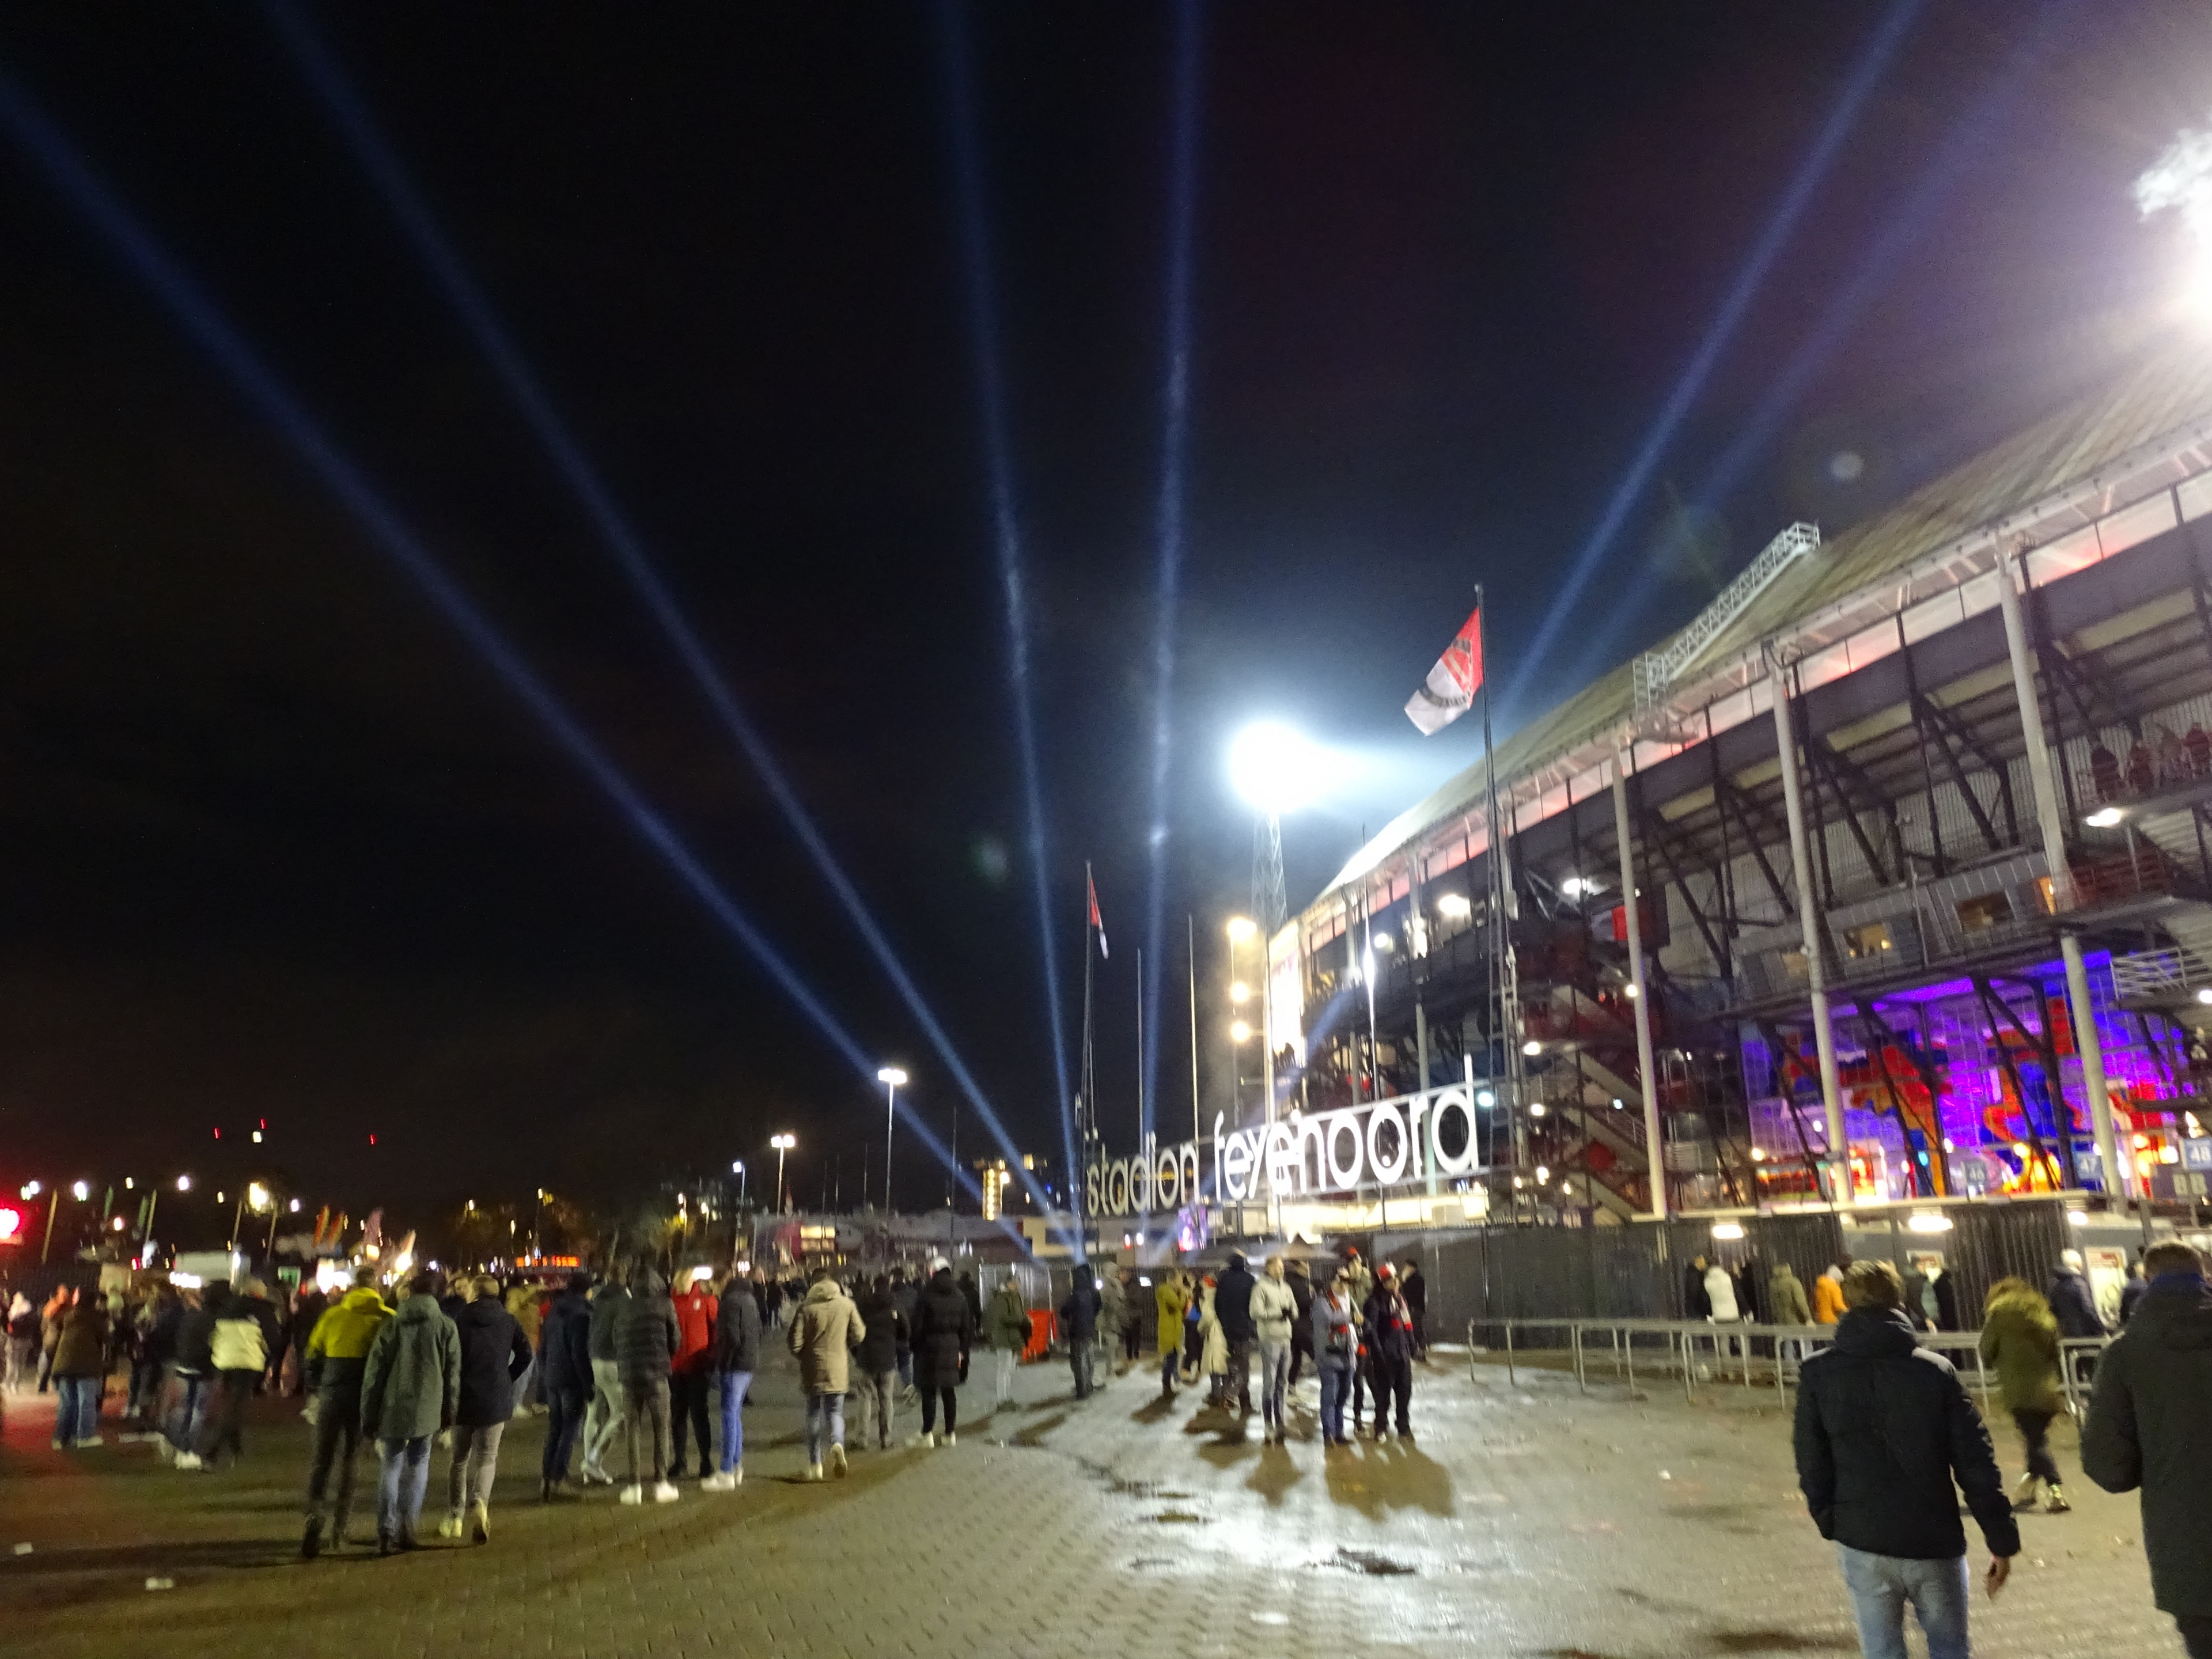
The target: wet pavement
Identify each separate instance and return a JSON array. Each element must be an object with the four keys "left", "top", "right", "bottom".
[{"left": 0, "top": 1339, "right": 2184, "bottom": 1658}]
